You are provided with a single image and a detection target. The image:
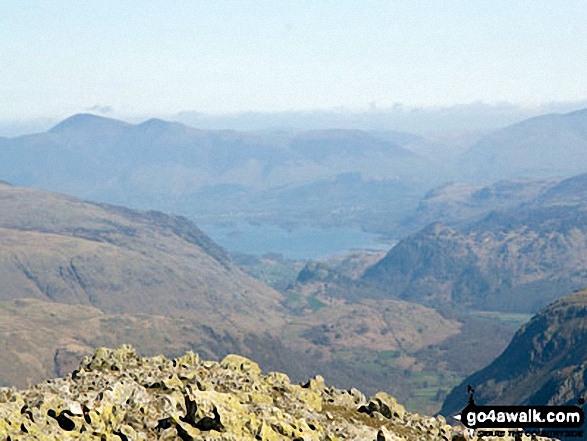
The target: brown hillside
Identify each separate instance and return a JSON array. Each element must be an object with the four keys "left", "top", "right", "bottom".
[{"left": 0, "top": 182, "right": 283, "bottom": 330}]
